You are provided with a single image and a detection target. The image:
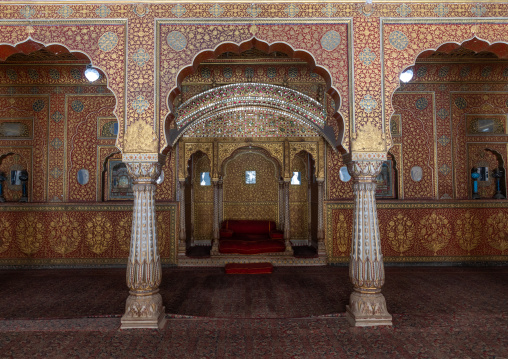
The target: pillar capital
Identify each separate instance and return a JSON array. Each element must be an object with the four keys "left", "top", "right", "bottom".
[
  {"left": 343, "top": 152, "right": 387, "bottom": 180},
  {"left": 123, "top": 153, "right": 164, "bottom": 184}
]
